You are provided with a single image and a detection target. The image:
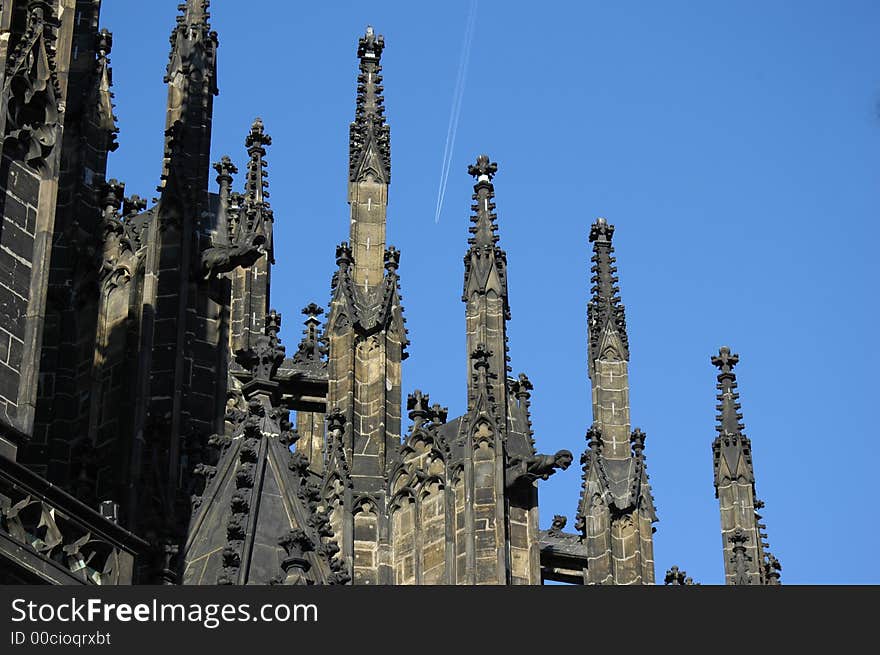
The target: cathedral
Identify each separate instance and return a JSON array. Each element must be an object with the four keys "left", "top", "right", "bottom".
[{"left": 0, "top": 1, "right": 781, "bottom": 585}]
